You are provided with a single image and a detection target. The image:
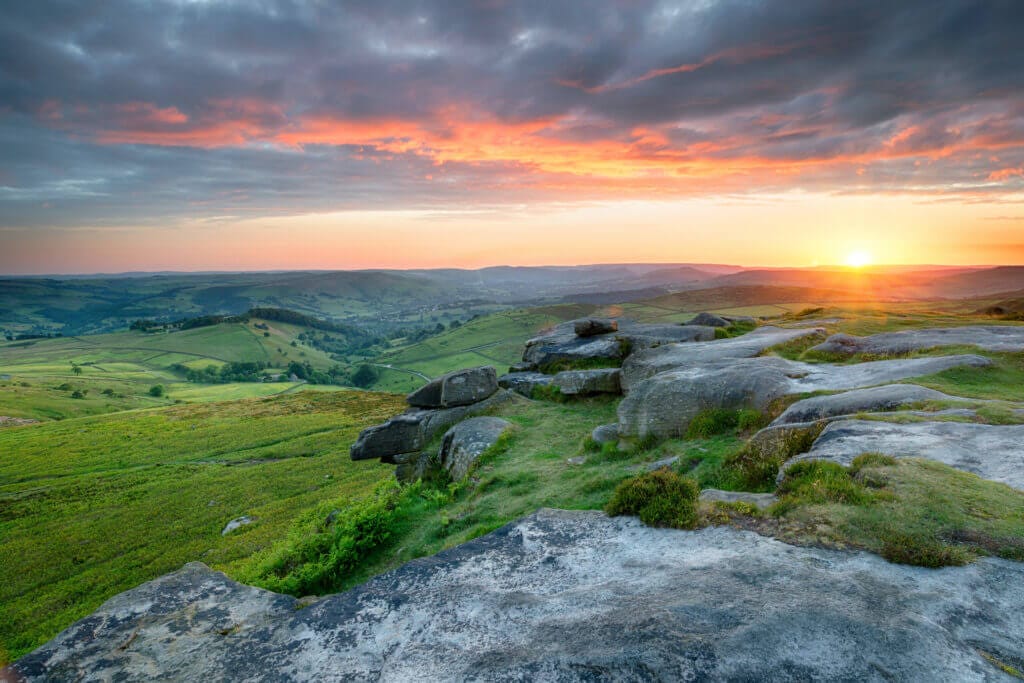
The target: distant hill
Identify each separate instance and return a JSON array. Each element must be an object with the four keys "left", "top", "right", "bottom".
[{"left": 4, "top": 264, "right": 1023, "bottom": 336}]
